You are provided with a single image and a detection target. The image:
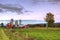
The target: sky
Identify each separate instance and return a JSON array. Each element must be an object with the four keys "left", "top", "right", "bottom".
[{"left": 0, "top": 0, "right": 60, "bottom": 22}]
